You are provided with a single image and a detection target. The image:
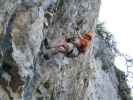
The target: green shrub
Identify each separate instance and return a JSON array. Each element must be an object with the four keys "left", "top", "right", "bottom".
[
  {"left": 96, "top": 22, "right": 117, "bottom": 71},
  {"left": 43, "top": 80, "right": 51, "bottom": 89},
  {"left": 96, "top": 22, "right": 131, "bottom": 99},
  {"left": 115, "top": 67, "right": 131, "bottom": 100},
  {"left": 57, "top": 0, "right": 64, "bottom": 9}
]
